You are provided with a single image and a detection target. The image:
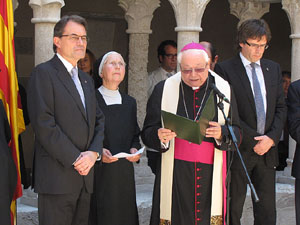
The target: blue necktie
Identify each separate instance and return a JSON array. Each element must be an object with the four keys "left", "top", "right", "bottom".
[
  {"left": 250, "top": 63, "right": 265, "bottom": 134},
  {"left": 71, "top": 67, "right": 86, "bottom": 109}
]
